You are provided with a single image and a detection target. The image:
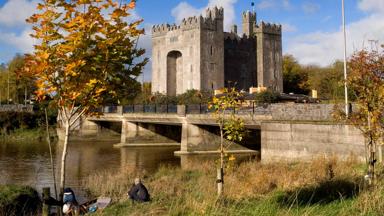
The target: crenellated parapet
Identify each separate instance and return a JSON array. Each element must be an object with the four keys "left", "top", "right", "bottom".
[
  {"left": 255, "top": 21, "right": 282, "bottom": 35},
  {"left": 242, "top": 11, "right": 256, "bottom": 23},
  {"left": 205, "top": 6, "right": 224, "bottom": 20},
  {"left": 151, "top": 16, "right": 201, "bottom": 36},
  {"left": 152, "top": 7, "right": 224, "bottom": 36}
]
